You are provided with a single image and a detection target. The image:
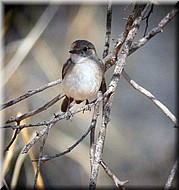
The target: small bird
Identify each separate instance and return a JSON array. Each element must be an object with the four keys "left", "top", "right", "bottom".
[{"left": 61, "top": 39, "right": 106, "bottom": 112}]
